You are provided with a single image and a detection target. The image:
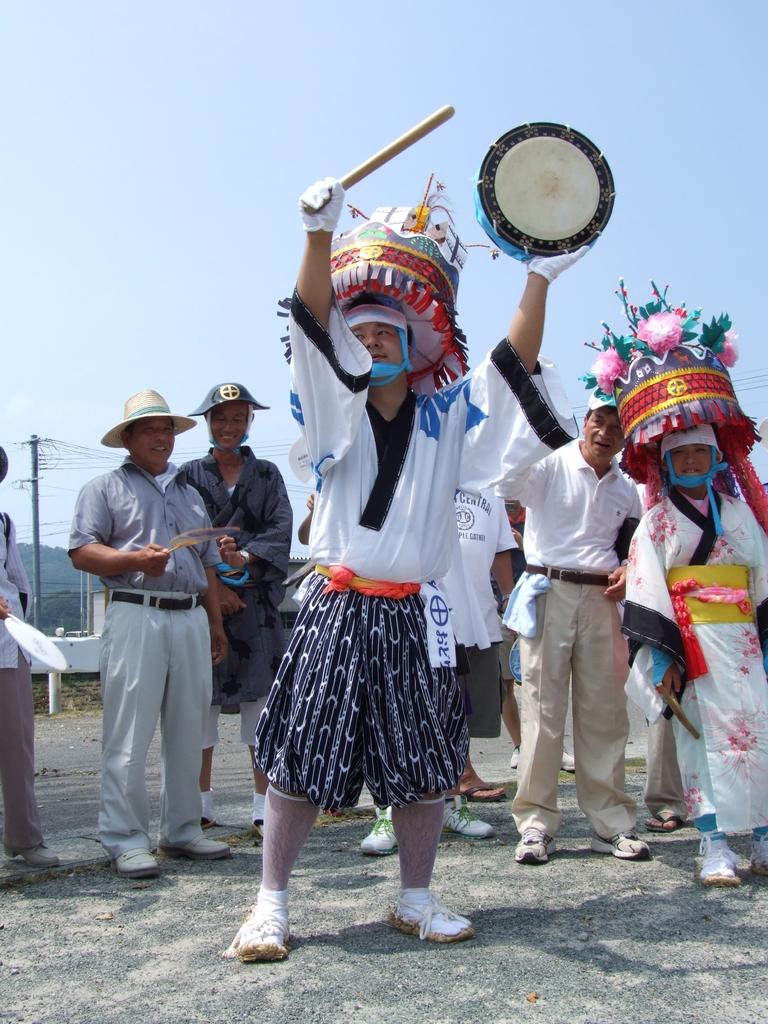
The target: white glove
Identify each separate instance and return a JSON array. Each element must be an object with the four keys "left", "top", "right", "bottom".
[
  {"left": 527, "top": 245, "right": 589, "bottom": 283},
  {"left": 298, "top": 177, "right": 346, "bottom": 233}
]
